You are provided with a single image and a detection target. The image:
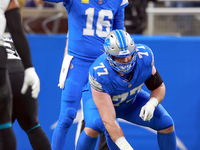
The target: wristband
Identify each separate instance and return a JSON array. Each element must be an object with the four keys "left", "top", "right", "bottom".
[
  {"left": 149, "top": 97, "right": 159, "bottom": 107},
  {"left": 115, "top": 136, "right": 134, "bottom": 150}
]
